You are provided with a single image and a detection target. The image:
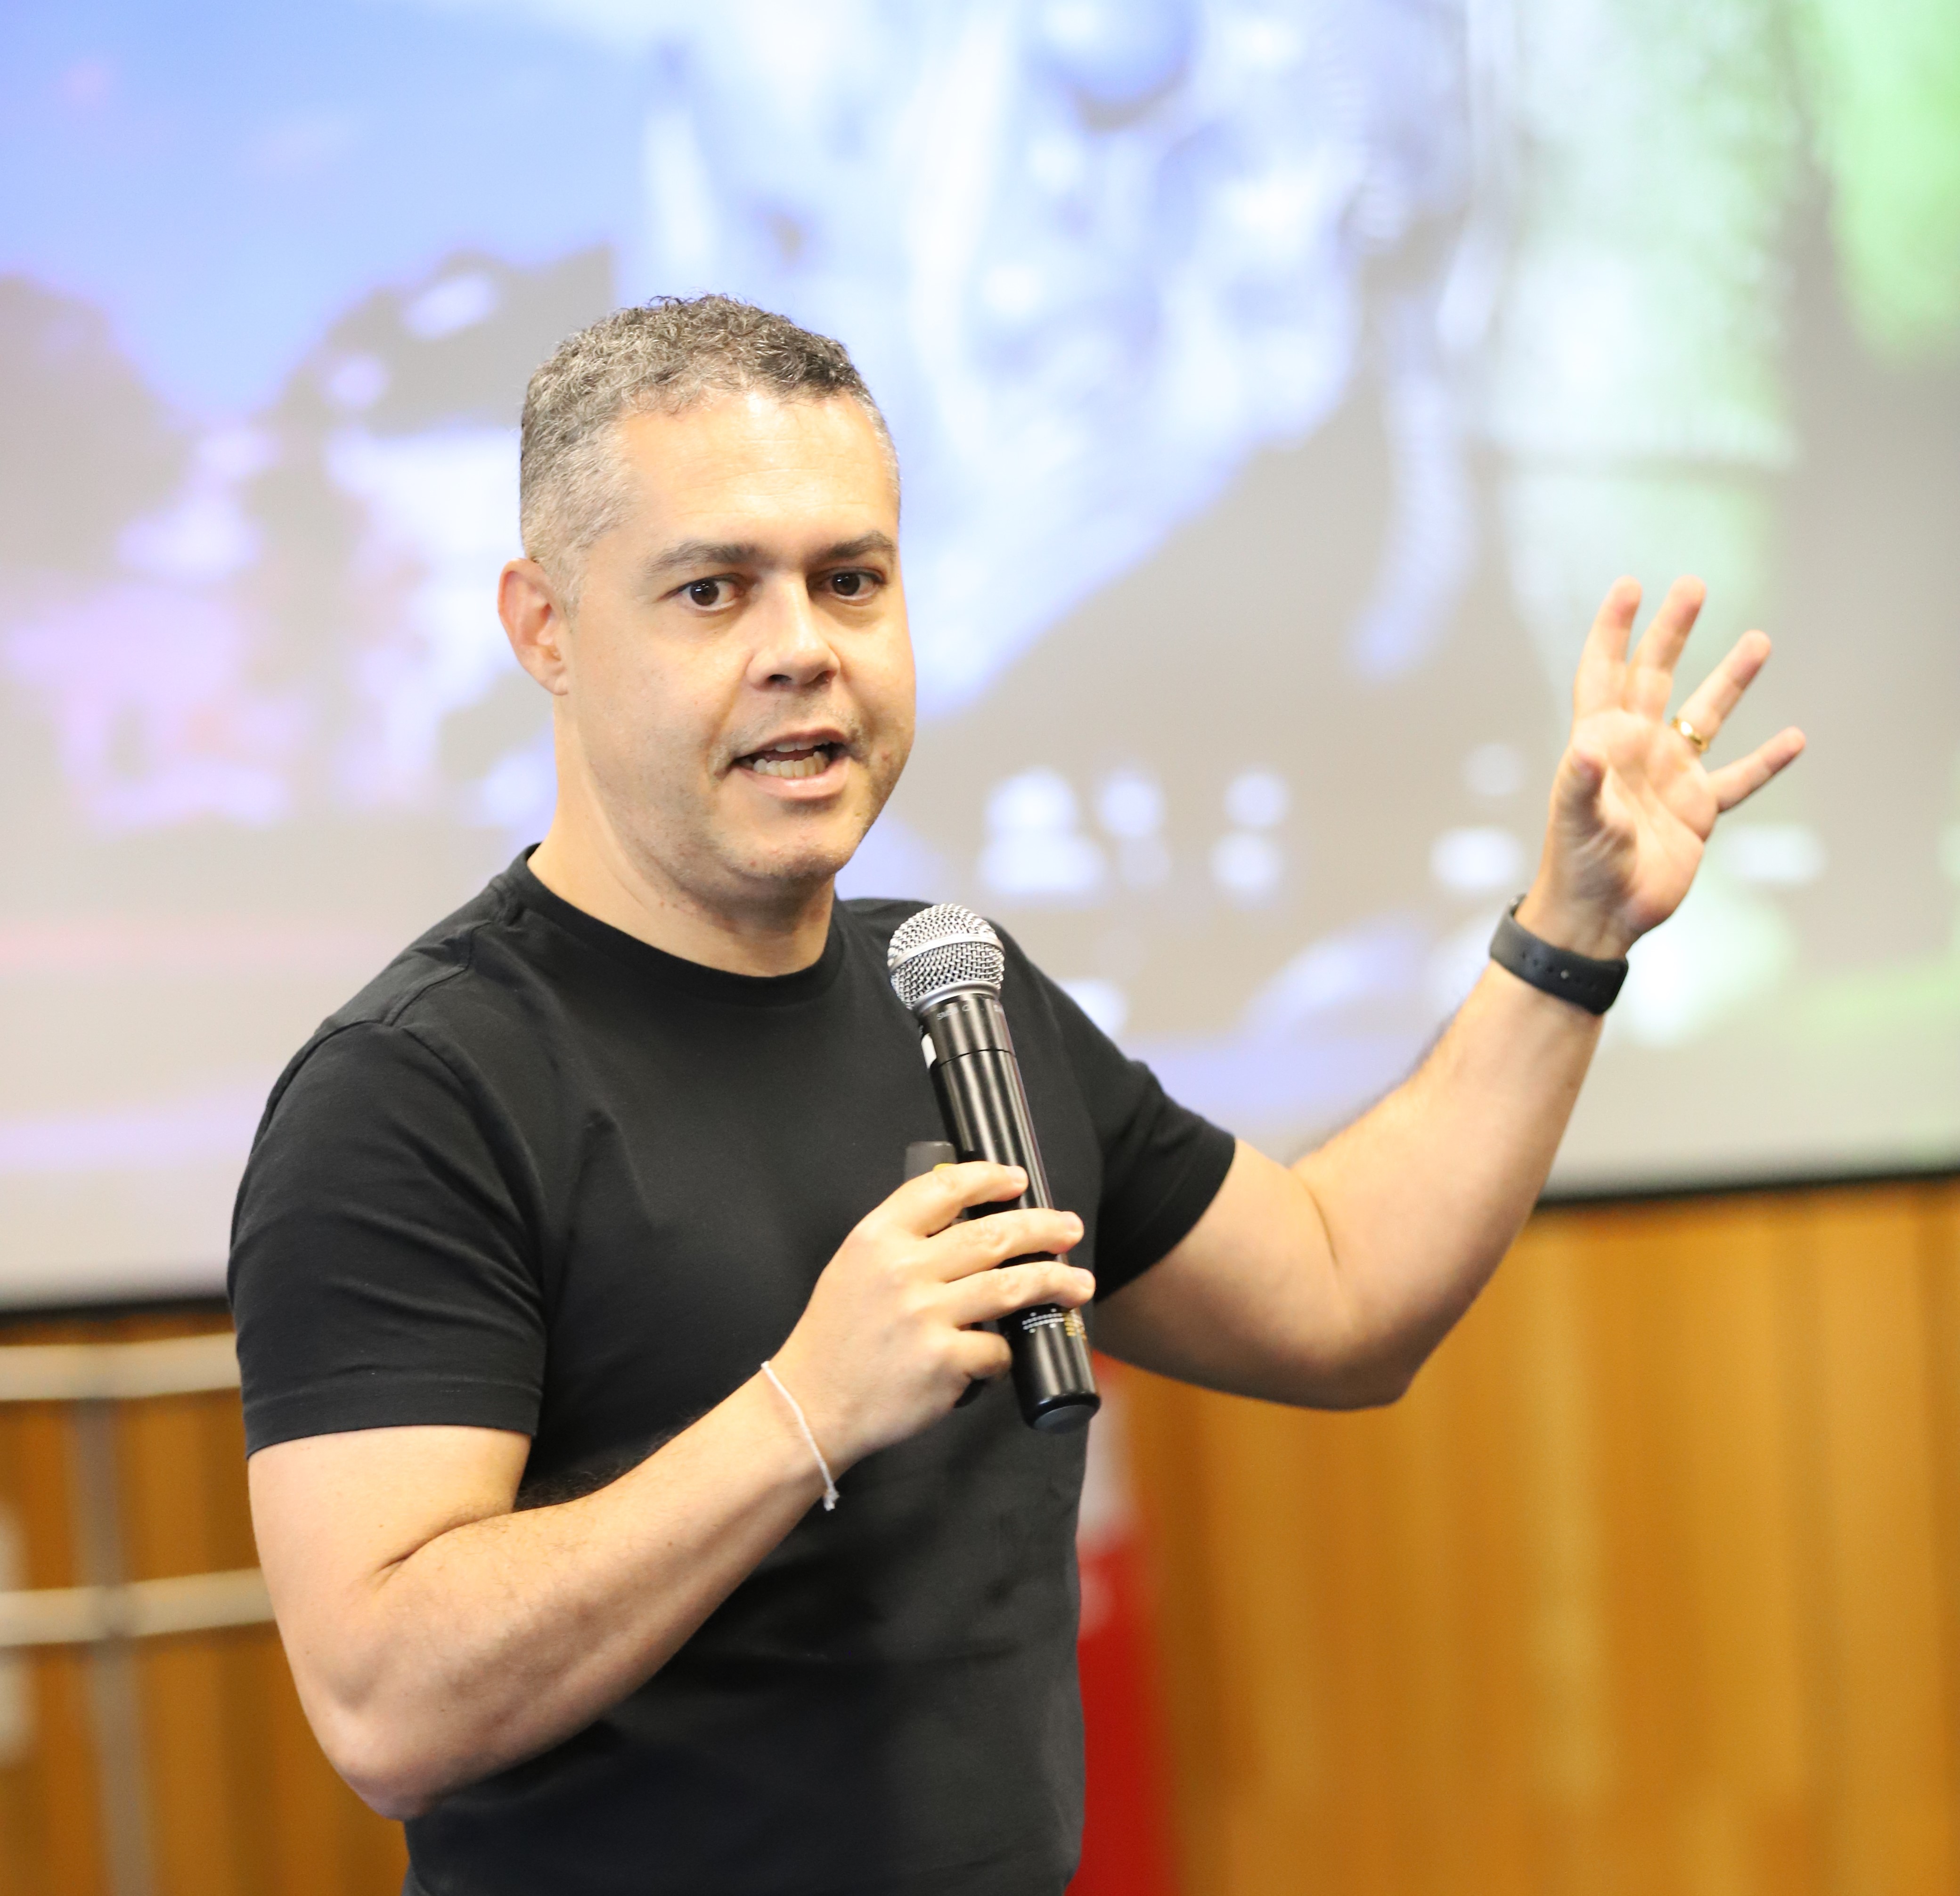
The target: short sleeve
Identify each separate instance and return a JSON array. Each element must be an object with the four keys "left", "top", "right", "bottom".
[
  {"left": 1013, "top": 952, "right": 1237, "bottom": 1302},
  {"left": 228, "top": 1019, "right": 547, "bottom": 1455}
]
